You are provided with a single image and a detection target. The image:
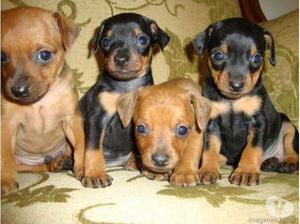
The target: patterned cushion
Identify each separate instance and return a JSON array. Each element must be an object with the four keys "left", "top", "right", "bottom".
[
  {"left": 260, "top": 10, "right": 299, "bottom": 127},
  {"left": 1, "top": 1, "right": 299, "bottom": 224}
]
